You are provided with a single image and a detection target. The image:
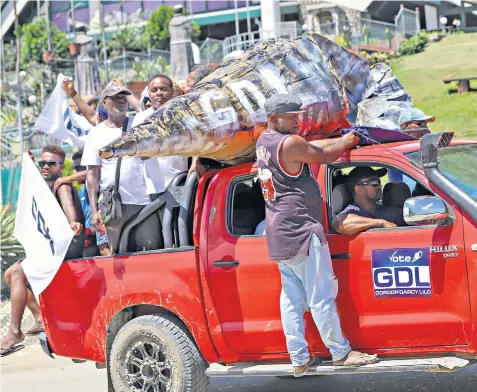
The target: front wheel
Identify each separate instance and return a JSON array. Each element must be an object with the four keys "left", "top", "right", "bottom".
[{"left": 109, "top": 314, "right": 209, "bottom": 392}]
